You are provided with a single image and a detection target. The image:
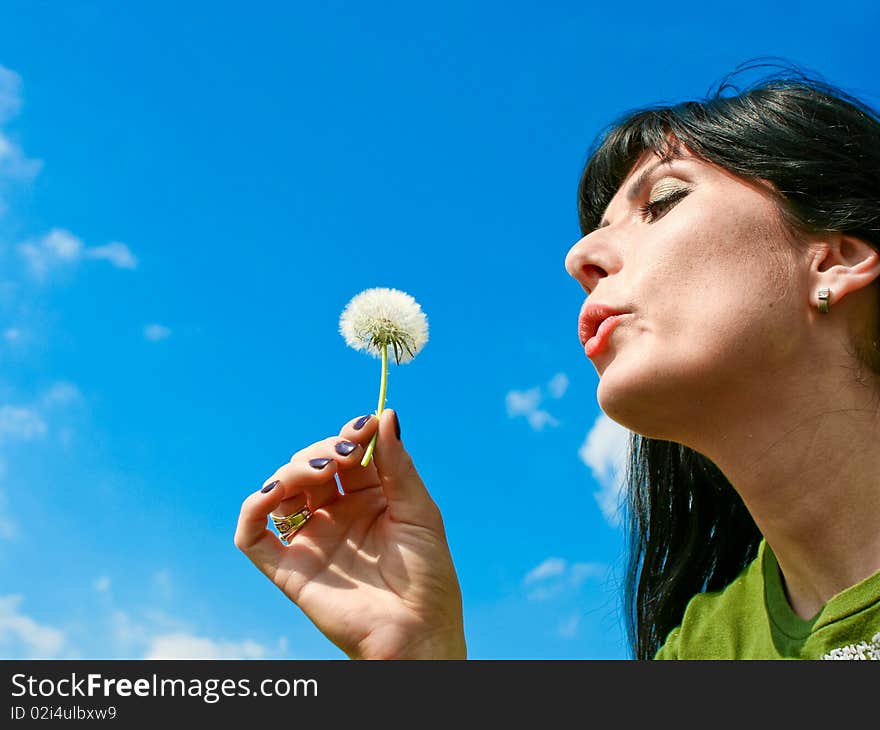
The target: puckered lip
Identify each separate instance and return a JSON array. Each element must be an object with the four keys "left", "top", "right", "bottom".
[{"left": 578, "top": 301, "right": 630, "bottom": 346}]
